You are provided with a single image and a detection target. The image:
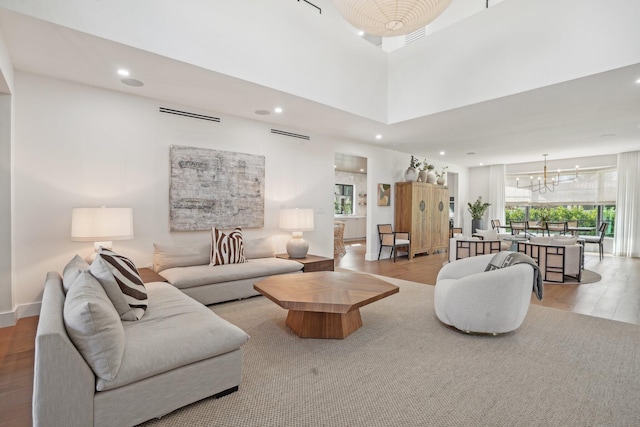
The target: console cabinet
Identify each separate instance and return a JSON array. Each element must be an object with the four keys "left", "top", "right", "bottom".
[{"left": 394, "top": 182, "right": 449, "bottom": 259}]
